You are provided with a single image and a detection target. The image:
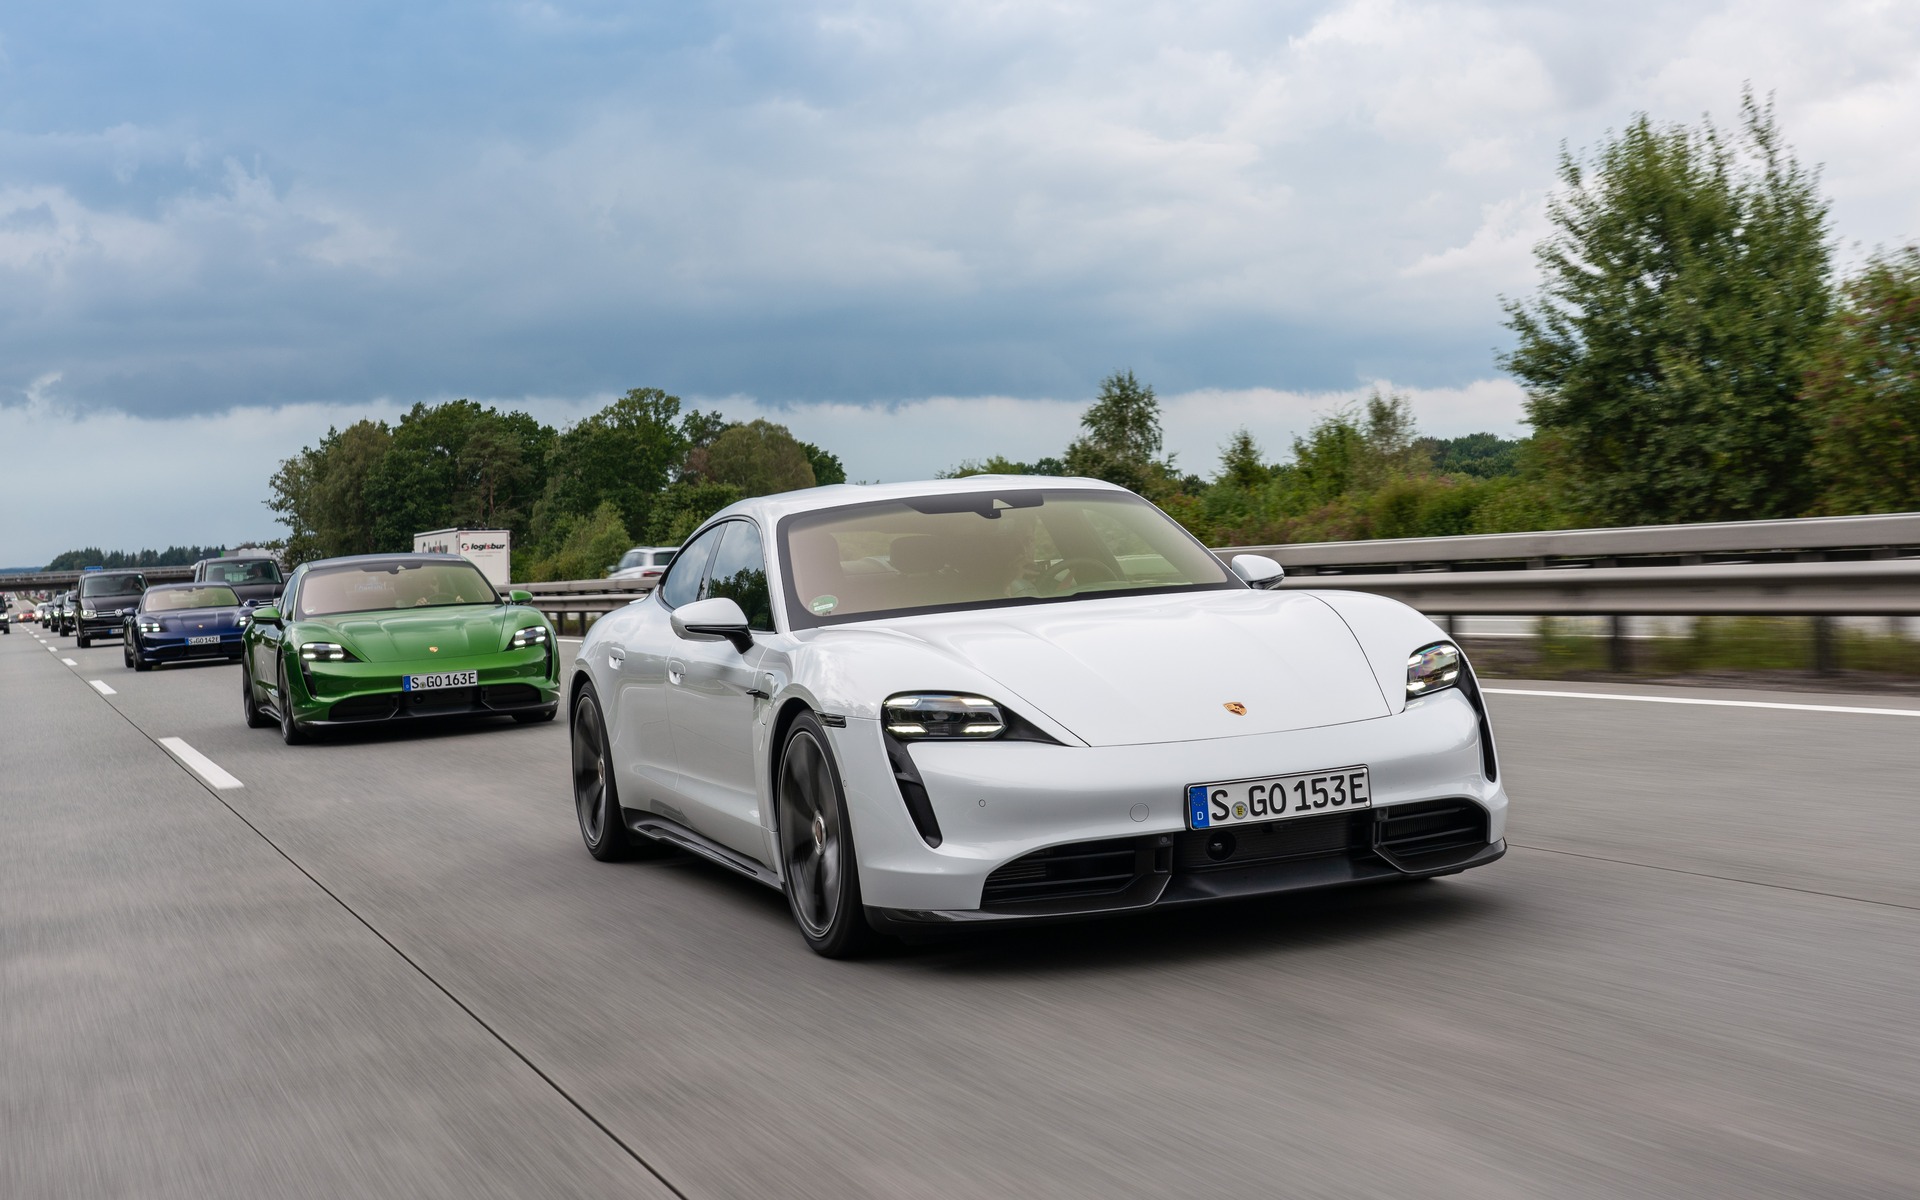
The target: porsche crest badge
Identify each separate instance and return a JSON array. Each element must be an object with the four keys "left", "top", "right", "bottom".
[{"left": 1223, "top": 702, "right": 1247, "bottom": 716}]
